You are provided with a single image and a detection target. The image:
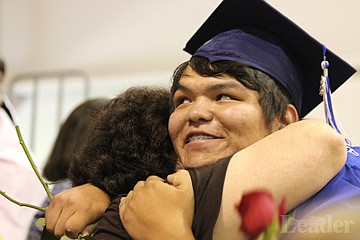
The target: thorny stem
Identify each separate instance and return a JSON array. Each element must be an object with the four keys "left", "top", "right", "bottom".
[
  {"left": 15, "top": 125, "right": 53, "bottom": 200},
  {"left": 0, "top": 190, "right": 47, "bottom": 212}
]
